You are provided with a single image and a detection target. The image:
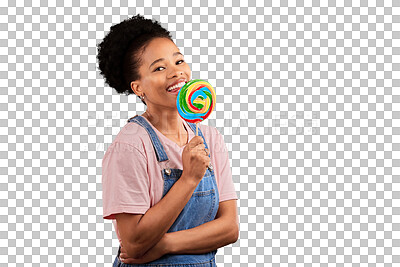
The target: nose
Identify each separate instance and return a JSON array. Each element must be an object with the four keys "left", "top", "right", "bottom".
[{"left": 168, "top": 64, "right": 184, "bottom": 78}]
